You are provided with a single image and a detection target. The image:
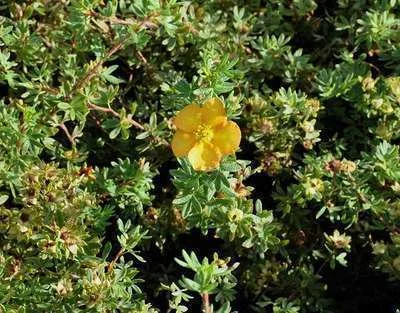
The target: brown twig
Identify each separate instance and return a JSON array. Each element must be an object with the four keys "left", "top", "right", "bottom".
[
  {"left": 59, "top": 122, "right": 75, "bottom": 146},
  {"left": 88, "top": 103, "right": 120, "bottom": 118},
  {"left": 136, "top": 51, "right": 148, "bottom": 64},
  {"left": 202, "top": 293, "right": 211, "bottom": 313},
  {"left": 88, "top": 103, "right": 144, "bottom": 130},
  {"left": 68, "top": 40, "right": 125, "bottom": 98},
  {"left": 107, "top": 248, "right": 124, "bottom": 272},
  {"left": 86, "top": 10, "right": 158, "bottom": 29},
  {"left": 59, "top": 13, "right": 157, "bottom": 143},
  {"left": 367, "top": 62, "right": 381, "bottom": 76}
]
